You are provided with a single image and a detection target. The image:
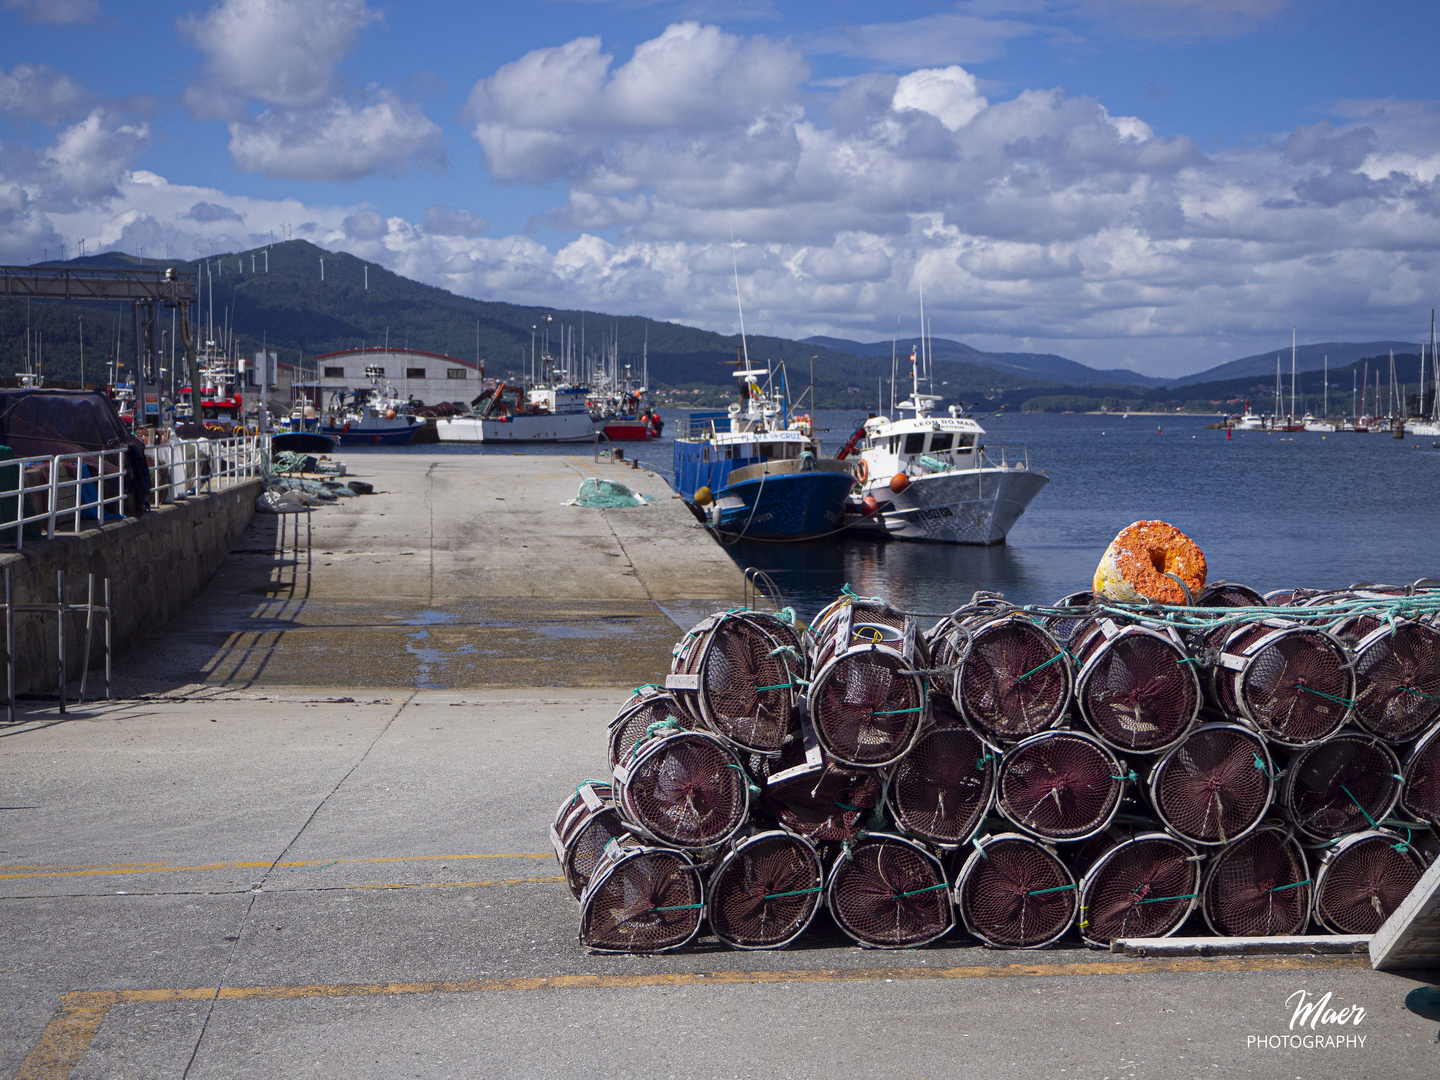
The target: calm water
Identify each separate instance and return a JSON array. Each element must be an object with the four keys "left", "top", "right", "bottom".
[{"left": 348, "top": 409, "right": 1440, "bottom": 622}]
